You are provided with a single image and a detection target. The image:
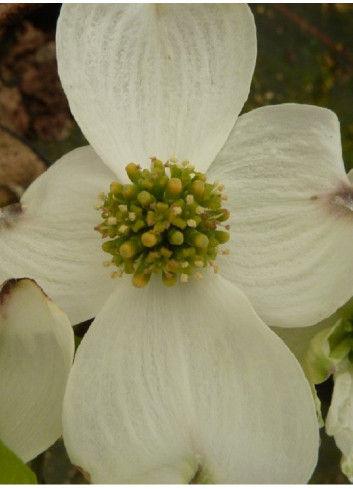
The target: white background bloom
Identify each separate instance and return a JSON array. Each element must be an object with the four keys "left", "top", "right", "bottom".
[
  {"left": 274, "top": 298, "right": 353, "bottom": 482},
  {"left": 0, "top": 278, "right": 74, "bottom": 462},
  {"left": 326, "top": 365, "right": 353, "bottom": 482}
]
